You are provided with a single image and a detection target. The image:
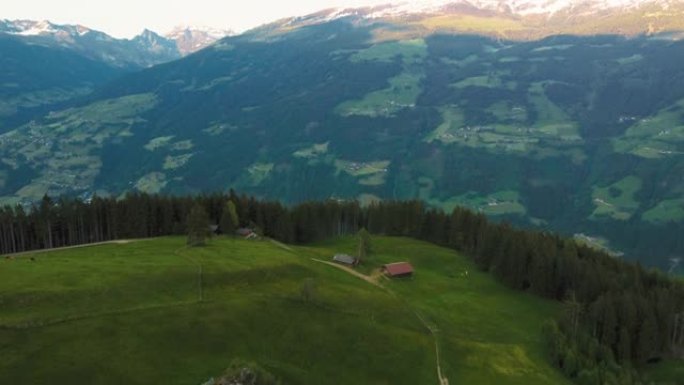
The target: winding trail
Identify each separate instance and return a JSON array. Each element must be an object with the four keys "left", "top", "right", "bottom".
[
  {"left": 310, "top": 258, "right": 382, "bottom": 288},
  {"left": 311, "top": 257, "right": 449, "bottom": 385}
]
